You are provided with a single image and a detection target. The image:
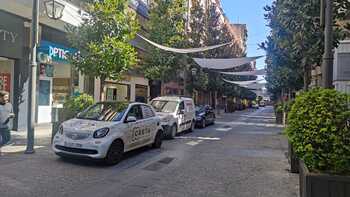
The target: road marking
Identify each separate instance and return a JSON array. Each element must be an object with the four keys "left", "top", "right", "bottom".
[
  {"left": 186, "top": 140, "right": 203, "bottom": 146},
  {"left": 215, "top": 127, "right": 232, "bottom": 132},
  {"left": 175, "top": 136, "right": 221, "bottom": 141},
  {"left": 216, "top": 121, "right": 284, "bottom": 128},
  {"left": 238, "top": 115, "right": 276, "bottom": 119}
]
